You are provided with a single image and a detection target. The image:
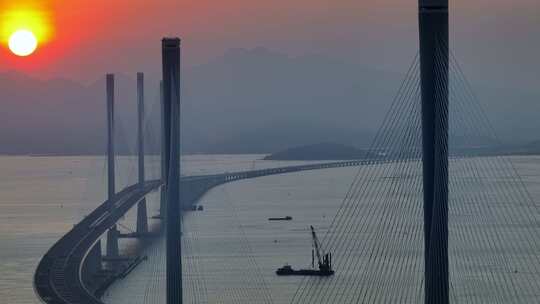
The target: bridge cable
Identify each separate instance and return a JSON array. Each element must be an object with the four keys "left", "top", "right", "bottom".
[{"left": 291, "top": 53, "right": 424, "bottom": 303}]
